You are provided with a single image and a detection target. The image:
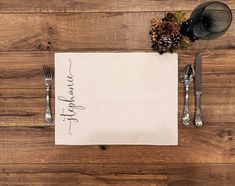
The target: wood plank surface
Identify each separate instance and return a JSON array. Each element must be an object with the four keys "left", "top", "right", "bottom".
[
  {"left": 0, "top": 0, "right": 235, "bottom": 185},
  {"left": 0, "top": 12, "right": 234, "bottom": 52},
  {"left": 167, "top": 164, "right": 235, "bottom": 186},
  {"left": 0, "top": 126, "right": 234, "bottom": 164},
  {"left": 0, "top": 0, "right": 234, "bottom": 12},
  {"left": 0, "top": 164, "right": 234, "bottom": 186}
]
